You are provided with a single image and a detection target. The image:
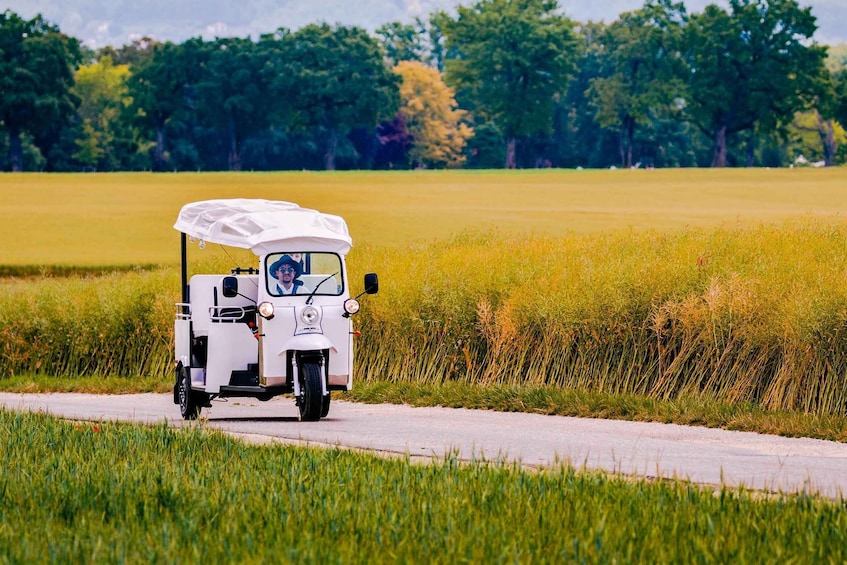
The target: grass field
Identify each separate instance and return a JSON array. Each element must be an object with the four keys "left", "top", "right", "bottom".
[
  {"left": 3, "top": 409, "right": 846, "bottom": 564},
  {"left": 2, "top": 168, "right": 846, "bottom": 266},
  {"left": 3, "top": 170, "right": 847, "bottom": 559}
]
